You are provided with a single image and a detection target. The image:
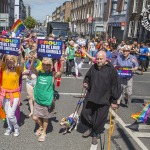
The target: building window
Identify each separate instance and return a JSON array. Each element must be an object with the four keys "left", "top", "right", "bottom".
[
  {"left": 134, "top": 21, "right": 140, "bottom": 37},
  {"left": 133, "top": 0, "right": 138, "bottom": 13},
  {"left": 128, "top": 21, "right": 134, "bottom": 37},
  {"left": 111, "top": 0, "right": 118, "bottom": 15}
]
